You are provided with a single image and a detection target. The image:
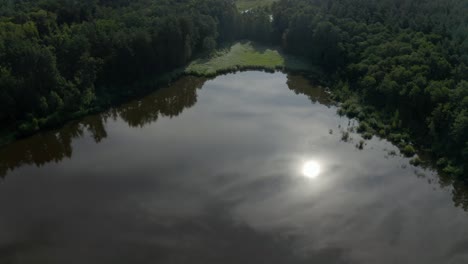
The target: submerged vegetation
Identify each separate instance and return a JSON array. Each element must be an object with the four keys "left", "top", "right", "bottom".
[{"left": 0, "top": 0, "right": 467, "bottom": 181}]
